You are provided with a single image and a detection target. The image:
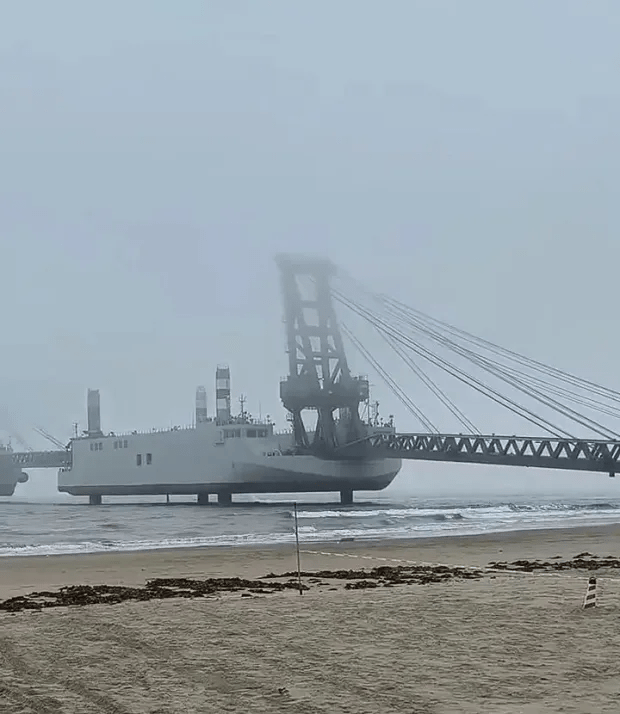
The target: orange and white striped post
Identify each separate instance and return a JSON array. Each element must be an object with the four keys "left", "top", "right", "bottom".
[{"left": 583, "top": 577, "right": 597, "bottom": 609}]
